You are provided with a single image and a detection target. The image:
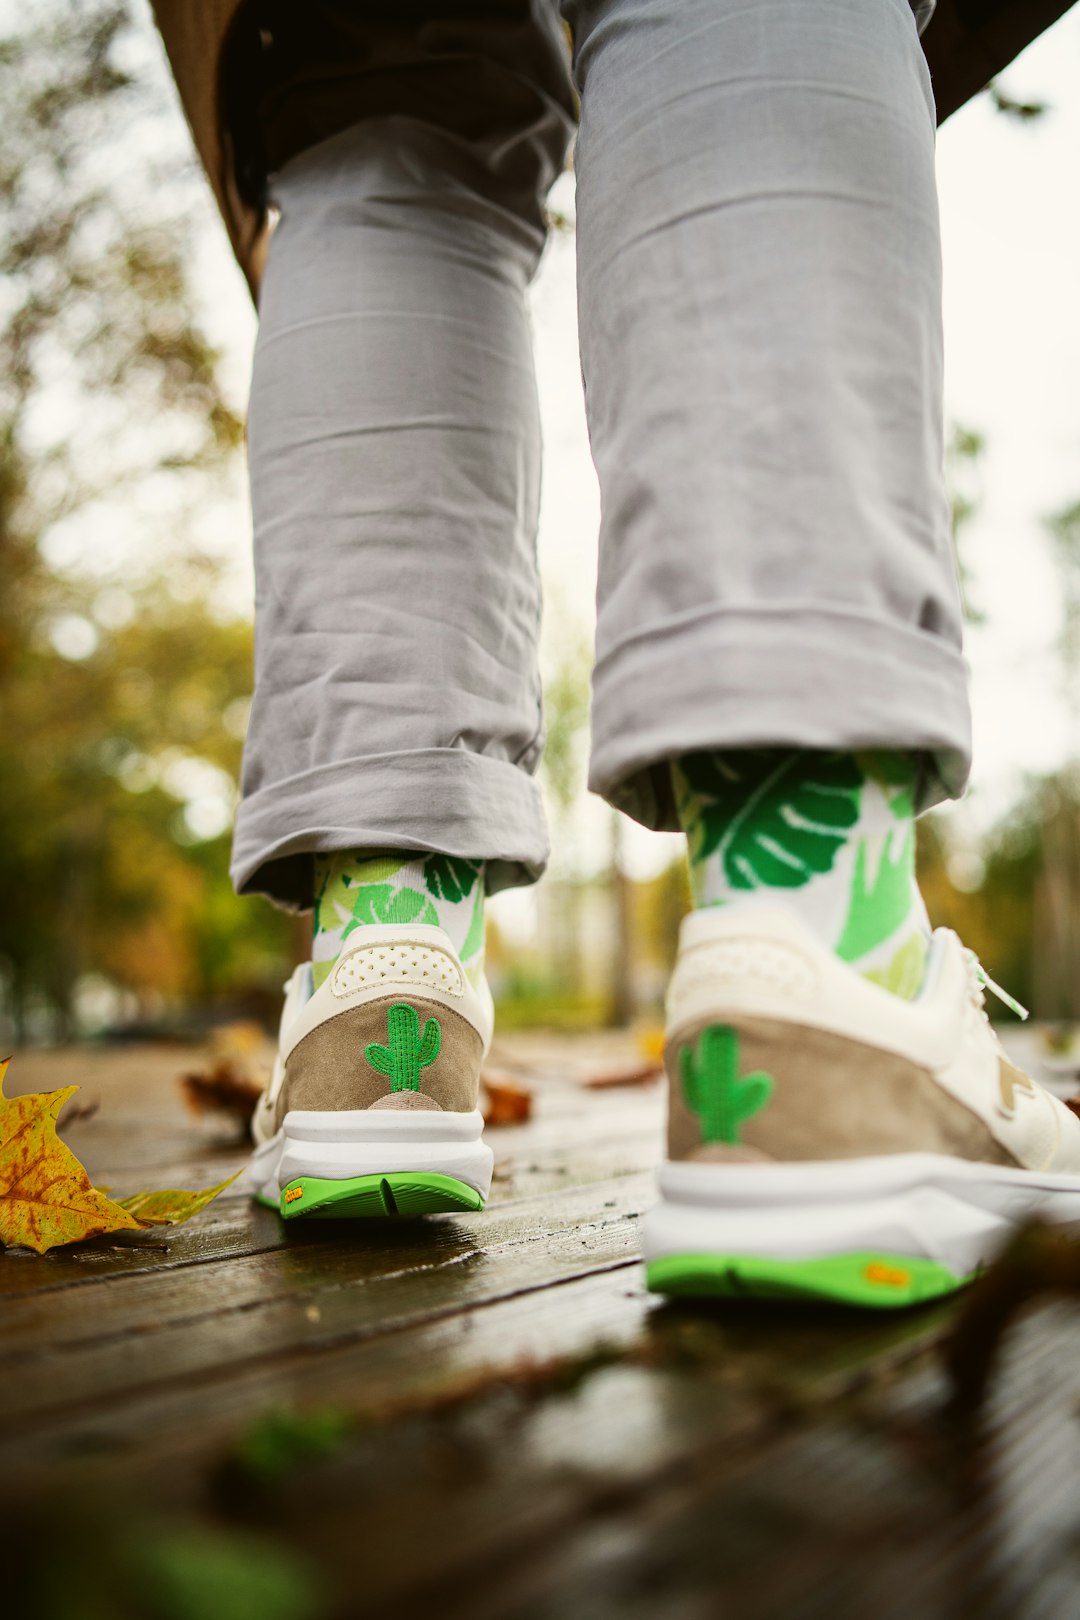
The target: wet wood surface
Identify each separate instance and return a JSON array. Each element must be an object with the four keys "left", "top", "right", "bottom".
[{"left": 4, "top": 1033, "right": 1080, "bottom": 1619}]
